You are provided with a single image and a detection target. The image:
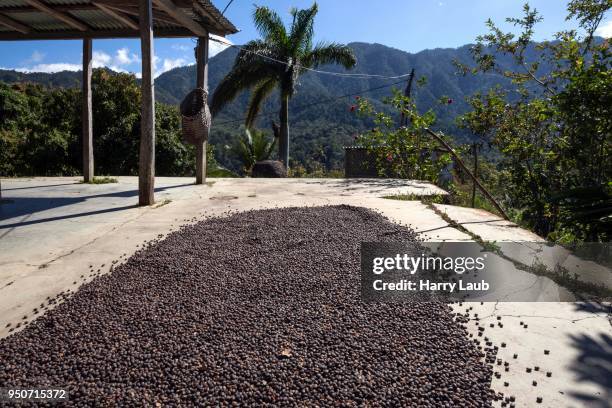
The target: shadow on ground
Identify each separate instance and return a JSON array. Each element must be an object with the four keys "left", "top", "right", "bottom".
[
  {"left": 0, "top": 183, "right": 193, "bottom": 229},
  {"left": 567, "top": 303, "right": 612, "bottom": 408}
]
